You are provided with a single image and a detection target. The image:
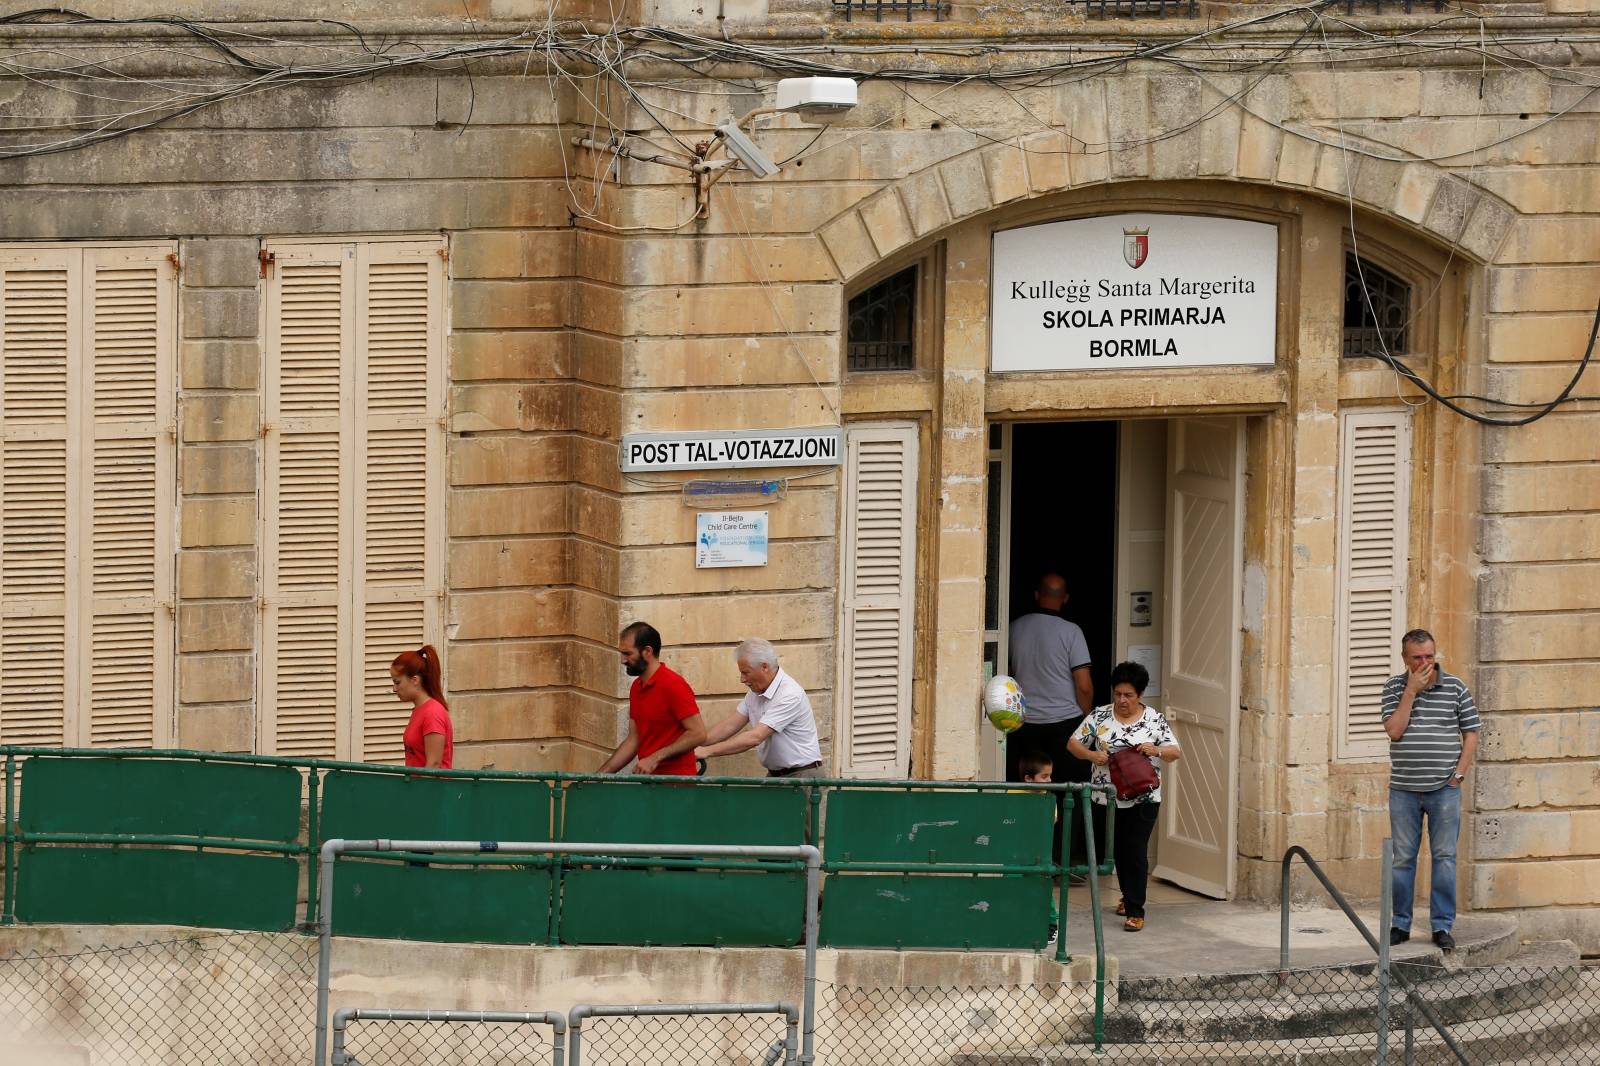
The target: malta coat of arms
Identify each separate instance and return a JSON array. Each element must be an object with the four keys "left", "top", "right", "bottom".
[{"left": 1123, "top": 227, "right": 1150, "bottom": 269}]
